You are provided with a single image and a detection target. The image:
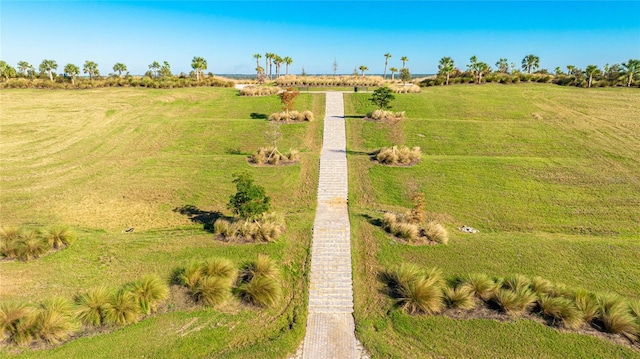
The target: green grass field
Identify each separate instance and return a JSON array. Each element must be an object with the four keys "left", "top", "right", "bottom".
[
  {"left": 1, "top": 84, "right": 639, "bottom": 357},
  {"left": 0, "top": 87, "right": 324, "bottom": 357},
  {"left": 345, "top": 84, "right": 640, "bottom": 358}
]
